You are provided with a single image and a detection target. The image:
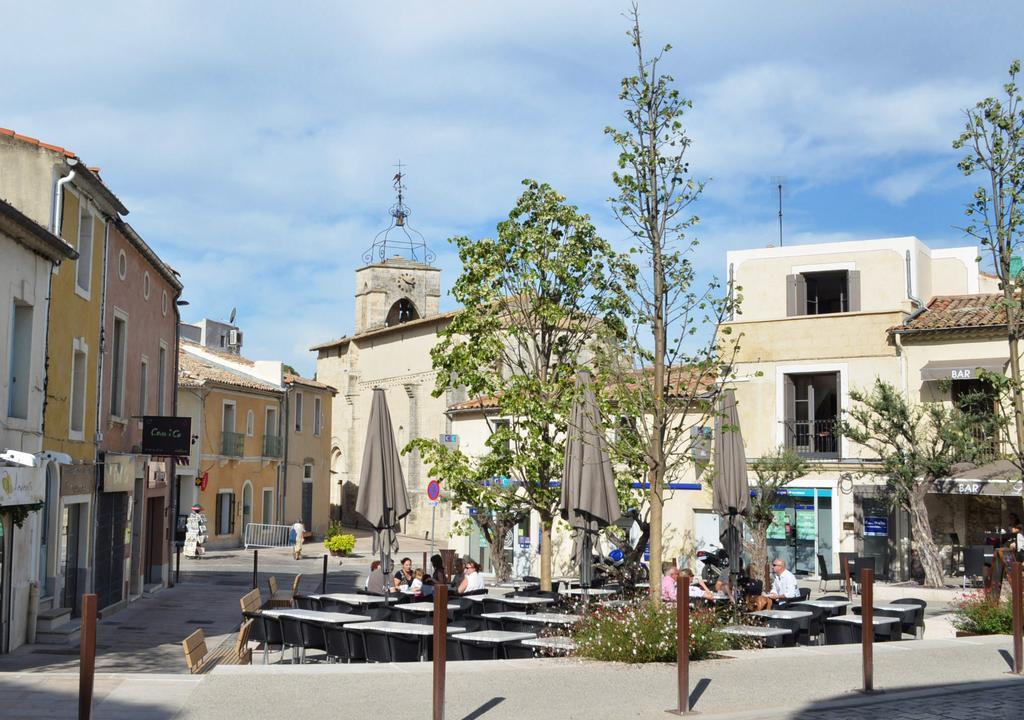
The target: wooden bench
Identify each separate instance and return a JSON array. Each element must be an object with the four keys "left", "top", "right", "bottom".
[
  {"left": 240, "top": 588, "right": 262, "bottom": 614},
  {"left": 267, "top": 574, "right": 301, "bottom": 608},
  {"left": 182, "top": 620, "right": 254, "bottom": 673}
]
